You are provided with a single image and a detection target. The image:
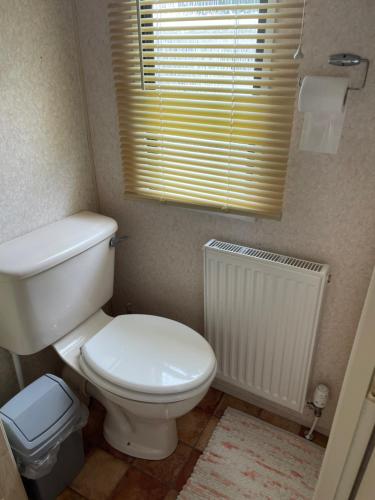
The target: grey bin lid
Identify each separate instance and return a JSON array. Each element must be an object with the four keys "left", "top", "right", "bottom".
[{"left": 0, "top": 374, "right": 81, "bottom": 460}]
